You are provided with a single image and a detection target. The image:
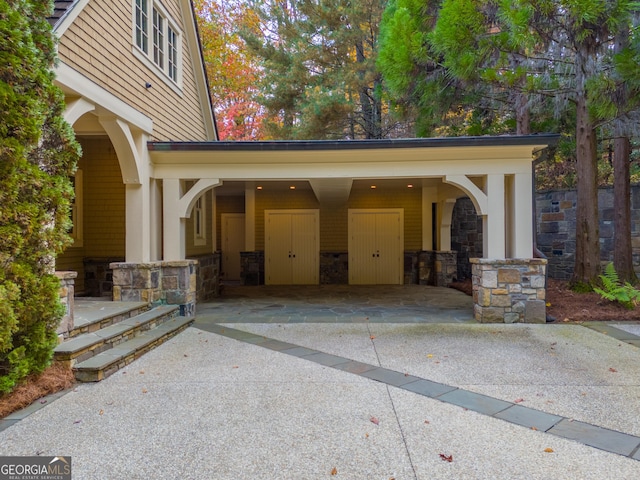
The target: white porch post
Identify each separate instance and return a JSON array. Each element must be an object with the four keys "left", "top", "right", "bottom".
[
  {"left": 438, "top": 198, "right": 457, "bottom": 251},
  {"left": 484, "top": 174, "right": 506, "bottom": 259},
  {"left": 163, "top": 178, "right": 186, "bottom": 261},
  {"left": 512, "top": 172, "right": 534, "bottom": 258},
  {"left": 125, "top": 182, "right": 151, "bottom": 262}
]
